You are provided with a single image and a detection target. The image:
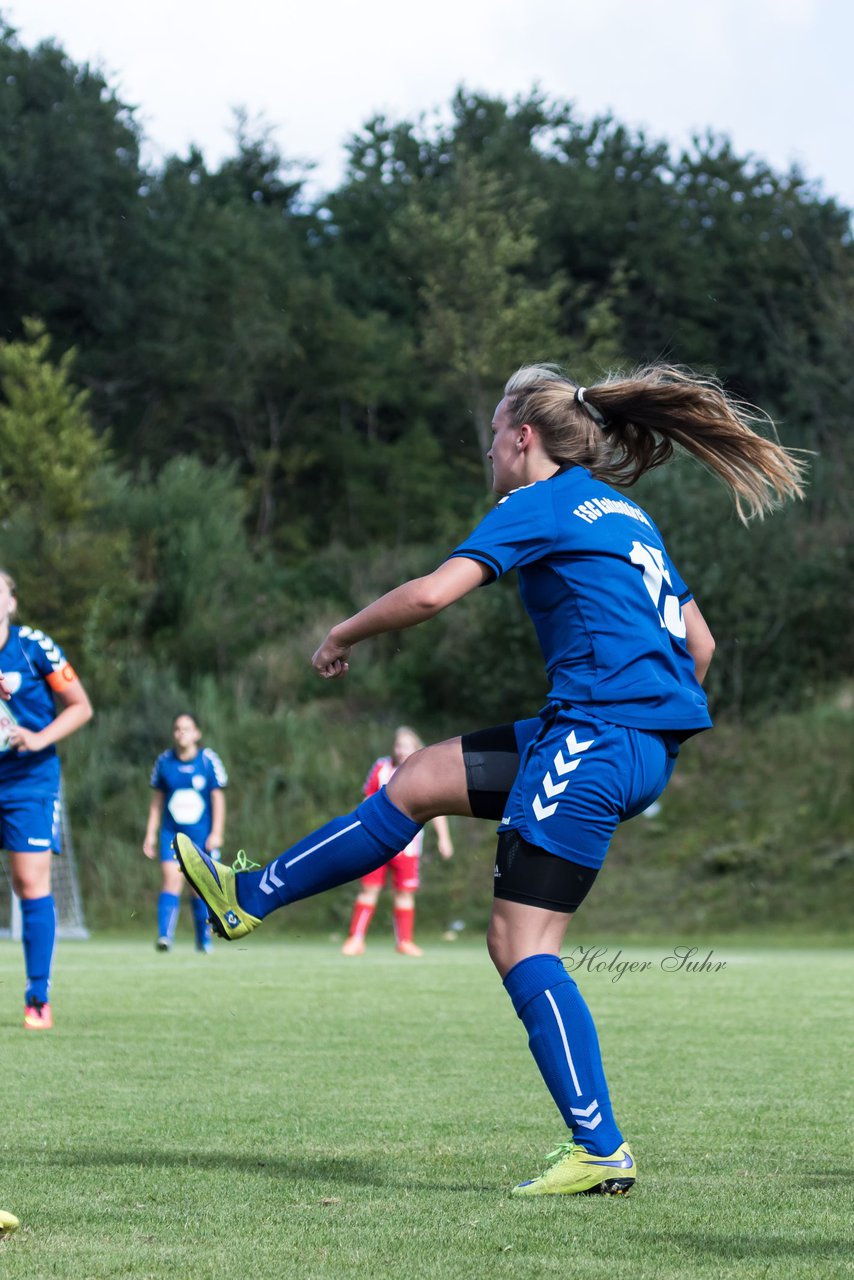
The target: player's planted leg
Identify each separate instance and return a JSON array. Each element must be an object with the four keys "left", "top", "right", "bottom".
[
  {"left": 489, "top": 892, "right": 634, "bottom": 1197},
  {"left": 504, "top": 954, "right": 635, "bottom": 1195}
]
